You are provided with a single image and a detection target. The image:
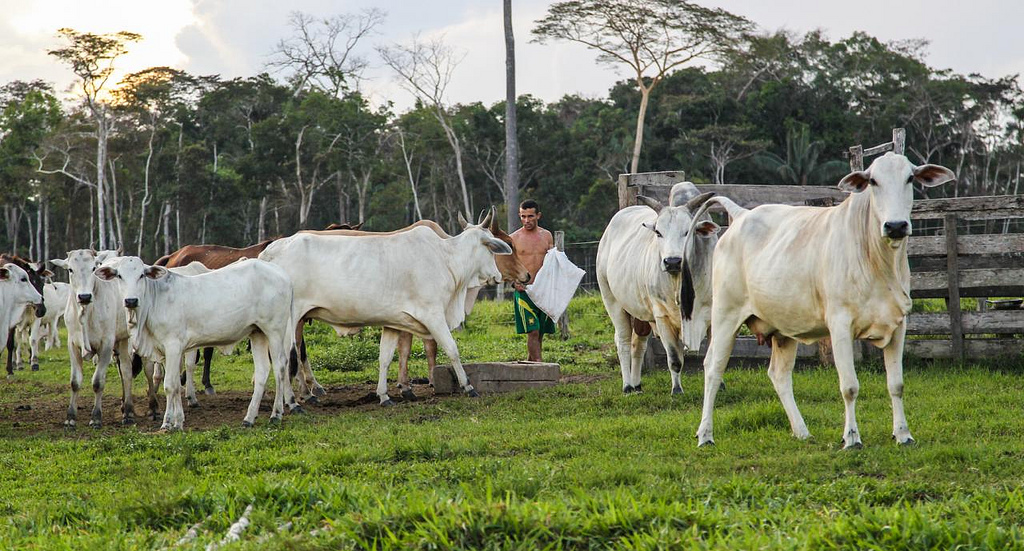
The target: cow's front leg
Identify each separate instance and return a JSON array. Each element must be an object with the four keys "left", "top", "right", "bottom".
[
  {"left": 6, "top": 328, "right": 15, "bottom": 376},
  {"left": 423, "top": 319, "right": 477, "bottom": 397},
  {"left": 376, "top": 329, "right": 401, "bottom": 406},
  {"left": 142, "top": 358, "right": 160, "bottom": 421},
  {"left": 90, "top": 346, "right": 114, "bottom": 428},
  {"left": 161, "top": 345, "right": 184, "bottom": 431},
  {"left": 298, "top": 337, "right": 326, "bottom": 398},
  {"left": 654, "top": 318, "right": 683, "bottom": 395},
  {"left": 184, "top": 349, "right": 200, "bottom": 408},
  {"left": 828, "top": 321, "right": 862, "bottom": 449},
  {"left": 696, "top": 307, "right": 742, "bottom": 446},
  {"left": 28, "top": 320, "right": 42, "bottom": 371},
  {"left": 396, "top": 331, "right": 417, "bottom": 400},
  {"left": 883, "top": 319, "right": 914, "bottom": 445},
  {"left": 115, "top": 341, "right": 137, "bottom": 425},
  {"left": 201, "top": 347, "right": 215, "bottom": 395},
  {"left": 244, "top": 333, "right": 272, "bottom": 426},
  {"left": 66, "top": 339, "right": 85, "bottom": 429},
  {"left": 602, "top": 303, "right": 636, "bottom": 393},
  {"left": 767, "top": 336, "right": 810, "bottom": 440}
]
